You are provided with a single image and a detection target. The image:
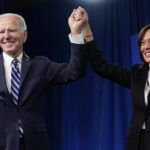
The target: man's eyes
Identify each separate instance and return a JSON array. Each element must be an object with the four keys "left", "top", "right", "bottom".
[
  {"left": 9, "top": 29, "right": 17, "bottom": 32},
  {"left": 0, "top": 29, "right": 17, "bottom": 34},
  {"left": 0, "top": 31, "right": 4, "bottom": 34}
]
